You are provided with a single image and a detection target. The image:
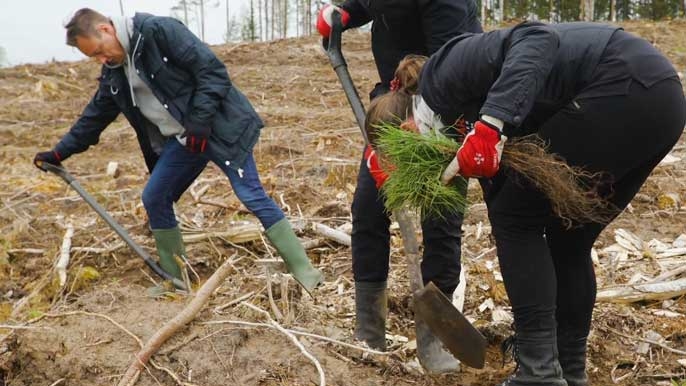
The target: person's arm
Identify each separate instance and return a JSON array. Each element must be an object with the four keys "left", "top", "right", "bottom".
[
  {"left": 339, "top": 0, "right": 372, "bottom": 29},
  {"left": 53, "top": 78, "right": 121, "bottom": 160},
  {"left": 418, "top": 0, "right": 482, "bottom": 54},
  {"left": 479, "top": 22, "right": 560, "bottom": 128},
  {"left": 153, "top": 17, "right": 231, "bottom": 131}
]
